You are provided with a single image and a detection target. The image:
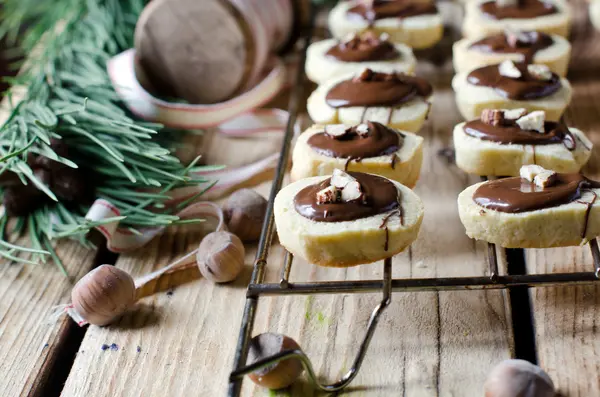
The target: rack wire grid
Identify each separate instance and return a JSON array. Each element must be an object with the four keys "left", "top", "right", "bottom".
[{"left": 227, "top": 7, "right": 600, "bottom": 396}]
